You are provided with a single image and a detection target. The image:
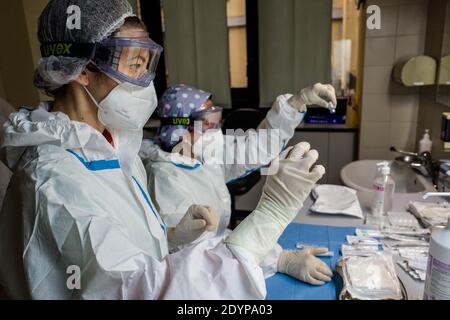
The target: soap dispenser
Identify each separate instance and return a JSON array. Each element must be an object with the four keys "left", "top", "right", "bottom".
[{"left": 419, "top": 129, "right": 432, "bottom": 153}]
